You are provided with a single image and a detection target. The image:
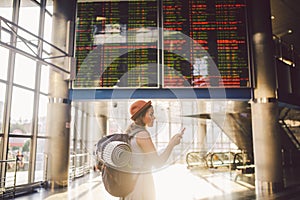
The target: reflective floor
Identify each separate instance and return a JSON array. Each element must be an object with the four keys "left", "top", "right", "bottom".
[{"left": 15, "top": 164, "right": 300, "bottom": 200}]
